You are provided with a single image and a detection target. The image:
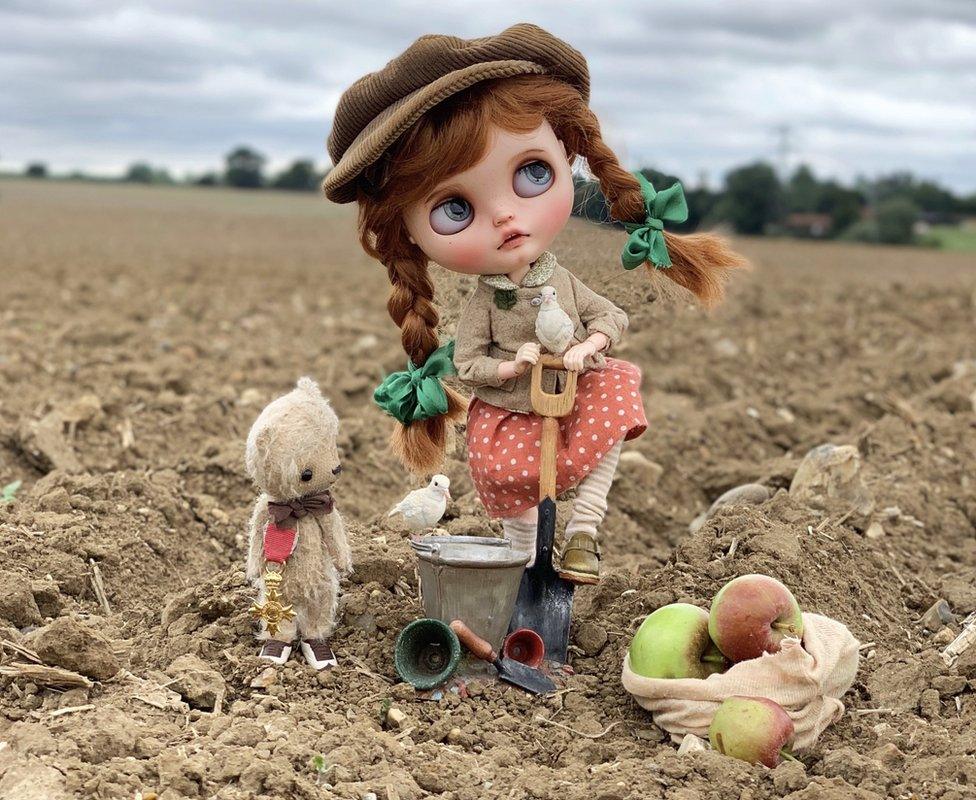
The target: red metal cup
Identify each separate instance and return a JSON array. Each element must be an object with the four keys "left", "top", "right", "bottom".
[{"left": 503, "top": 628, "right": 545, "bottom": 668}]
